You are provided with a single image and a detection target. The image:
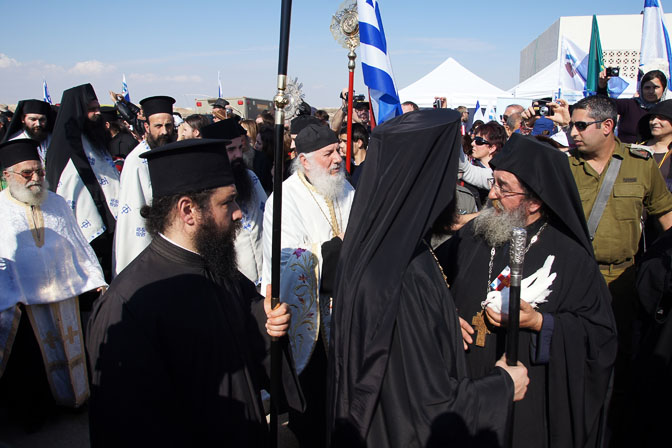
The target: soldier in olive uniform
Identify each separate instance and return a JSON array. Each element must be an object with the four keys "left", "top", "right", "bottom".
[
  {"left": 569, "top": 95, "right": 672, "bottom": 446},
  {"left": 522, "top": 95, "right": 672, "bottom": 446}
]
